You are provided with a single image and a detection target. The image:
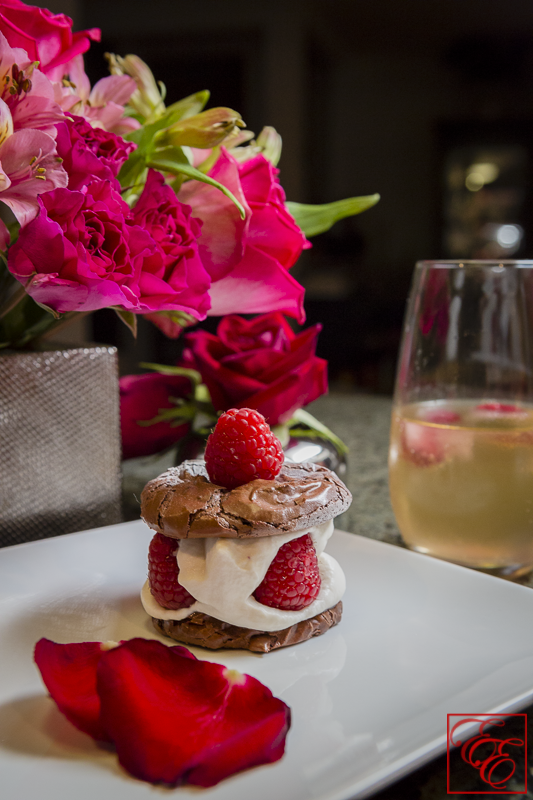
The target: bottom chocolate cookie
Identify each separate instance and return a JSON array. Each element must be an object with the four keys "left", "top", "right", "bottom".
[{"left": 152, "top": 601, "right": 343, "bottom": 653}]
